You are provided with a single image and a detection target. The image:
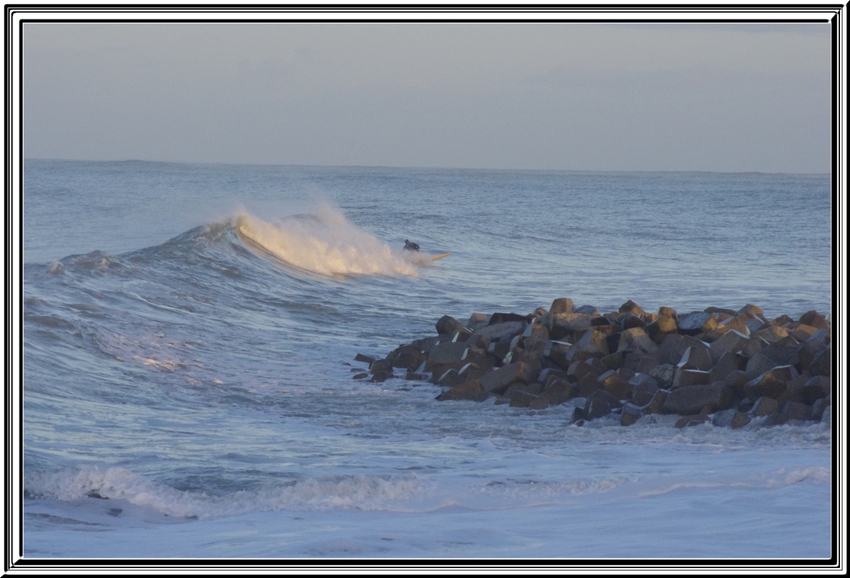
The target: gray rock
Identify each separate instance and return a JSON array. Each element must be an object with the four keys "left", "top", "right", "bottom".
[
  {"left": 709, "top": 351, "right": 747, "bottom": 383},
  {"left": 745, "top": 352, "right": 778, "bottom": 377},
  {"left": 662, "top": 383, "right": 732, "bottom": 415},
  {"left": 575, "top": 304, "right": 600, "bottom": 316},
  {"left": 678, "top": 312, "right": 718, "bottom": 336},
  {"left": 428, "top": 341, "right": 470, "bottom": 365},
  {"left": 620, "top": 403, "right": 644, "bottom": 426},
  {"left": 781, "top": 400, "right": 813, "bottom": 421},
  {"left": 802, "top": 375, "right": 831, "bottom": 404},
  {"left": 583, "top": 389, "right": 621, "bottom": 420},
  {"left": 709, "top": 329, "right": 750, "bottom": 360},
  {"left": 479, "top": 361, "right": 535, "bottom": 395},
  {"left": 677, "top": 346, "right": 713, "bottom": 371},
  {"left": 435, "top": 315, "right": 468, "bottom": 336},
  {"left": 473, "top": 320, "right": 527, "bottom": 343},
  {"left": 649, "top": 363, "right": 677, "bottom": 389},
  {"left": 629, "top": 373, "right": 659, "bottom": 406},
  {"left": 672, "top": 368, "right": 711, "bottom": 389},
  {"left": 712, "top": 408, "right": 751, "bottom": 429}
]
